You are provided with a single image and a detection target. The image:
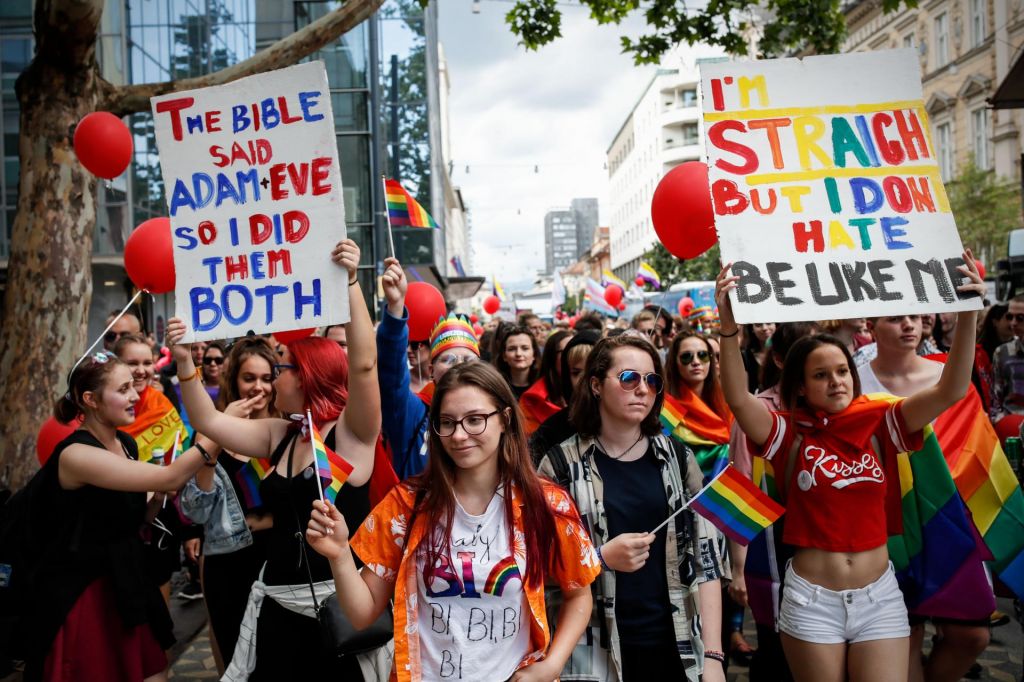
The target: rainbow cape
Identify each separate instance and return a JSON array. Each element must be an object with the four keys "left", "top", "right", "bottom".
[
  {"left": 661, "top": 391, "right": 732, "bottom": 481},
  {"left": 235, "top": 457, "right": 273, "bottom": 508},
  {"left": 931, "top": 386, "right": 1024, "bottom": 598},
  {"left": 309, "top": 412, "right": 355, "bottom": 504},
  {"left": 384, "top": 178, "right": 438, "bottom": 229},
  {"left": 121, "top": 386, "right": 184, "bottom": 463},
  {"left": 691, "top": 466, "right": 784, "bottom": 545}
]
